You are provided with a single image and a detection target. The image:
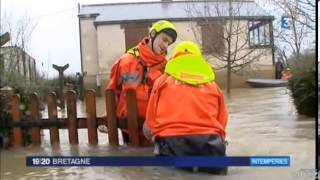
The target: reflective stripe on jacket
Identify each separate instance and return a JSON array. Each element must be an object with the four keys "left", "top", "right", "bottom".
[{"left": 146, "top": 74, "right": 228, "bottom": 140}]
